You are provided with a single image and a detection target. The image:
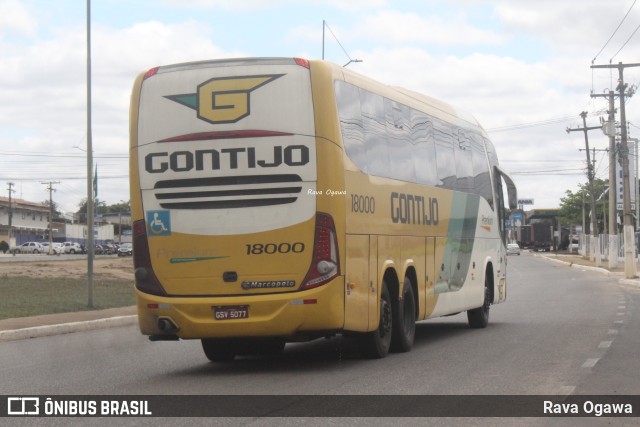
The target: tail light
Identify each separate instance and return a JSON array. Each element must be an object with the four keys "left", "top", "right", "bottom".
[
  {"left": 133, "top": 219, "right": 167, "bottom": 296},
  {"left": 143, "top": 67, "right": 159, "bottom": 80},
  {"left": 300, "top": 212, "right": 340, "bottom": 290},
  {"left": 294, "top": 58, "right": 310, "bottom": 68}
]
